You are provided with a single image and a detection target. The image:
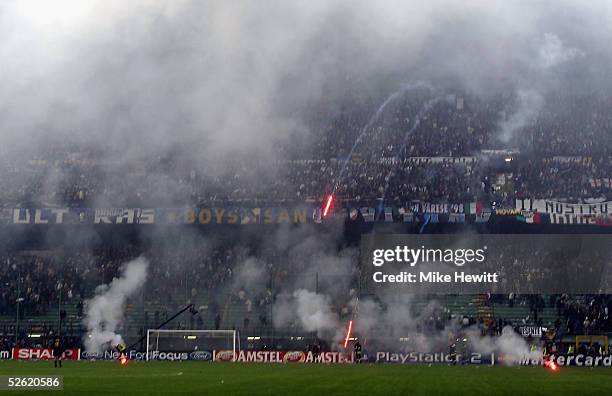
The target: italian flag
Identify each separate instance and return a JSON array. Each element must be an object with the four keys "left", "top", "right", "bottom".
[
  {"left": 528, "top": 212, "right": 542, "bottom": 224},
  {"left": 517, "top": 212, "right": 542, "bottom": 224},
  {"left": 464, "top": 202, "right": 483, "bottom": 215}
]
